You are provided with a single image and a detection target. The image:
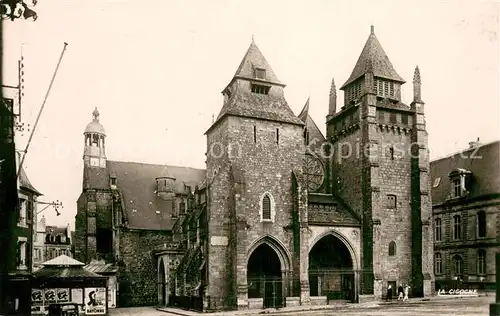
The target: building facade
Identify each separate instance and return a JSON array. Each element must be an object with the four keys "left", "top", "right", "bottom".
[
  {"left": 431, "top": 140, "right": 500, "bottom": 291},
  {"left": 0, "top": 96, "right": 20, "bottom": 314},
  {"left": 33, "top": 216, "right": 73, "bottom": 271},
  {"left": 76, "top": 26, "right": 434, "bottom": 310}
]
